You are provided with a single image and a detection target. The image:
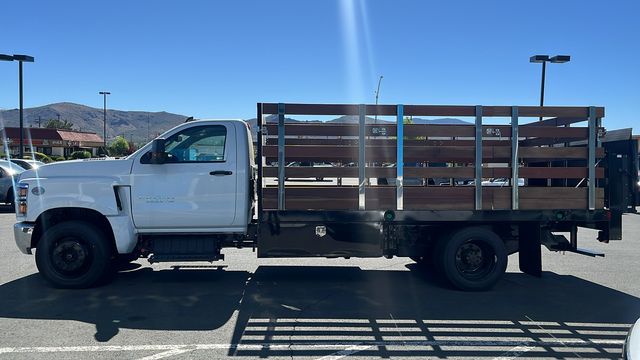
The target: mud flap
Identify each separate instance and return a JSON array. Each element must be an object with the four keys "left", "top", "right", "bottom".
[{"left": 519, "top": 223, "right": 542, "bottom": 277}]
